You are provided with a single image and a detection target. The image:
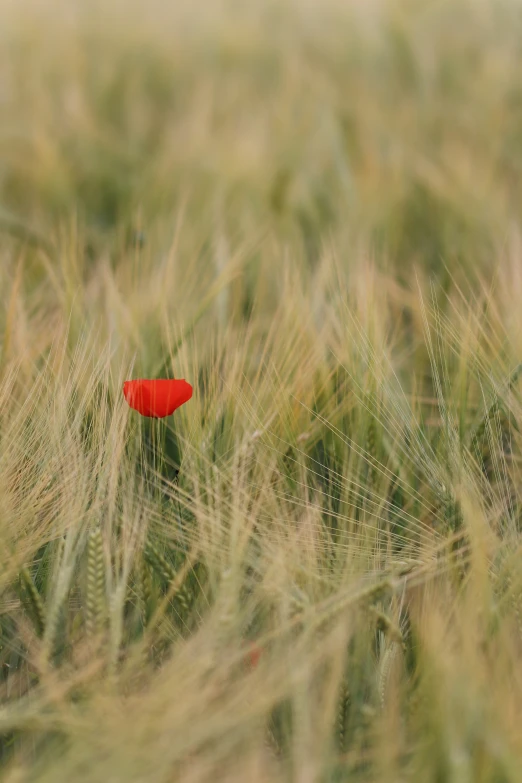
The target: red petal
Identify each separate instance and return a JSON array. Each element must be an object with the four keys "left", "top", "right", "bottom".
[
  {"left": 123, "top": 379, "right": 193, "bottom": 418},
  {"left": 246, "top": 642, "right": 262, "bottom": 669}
]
